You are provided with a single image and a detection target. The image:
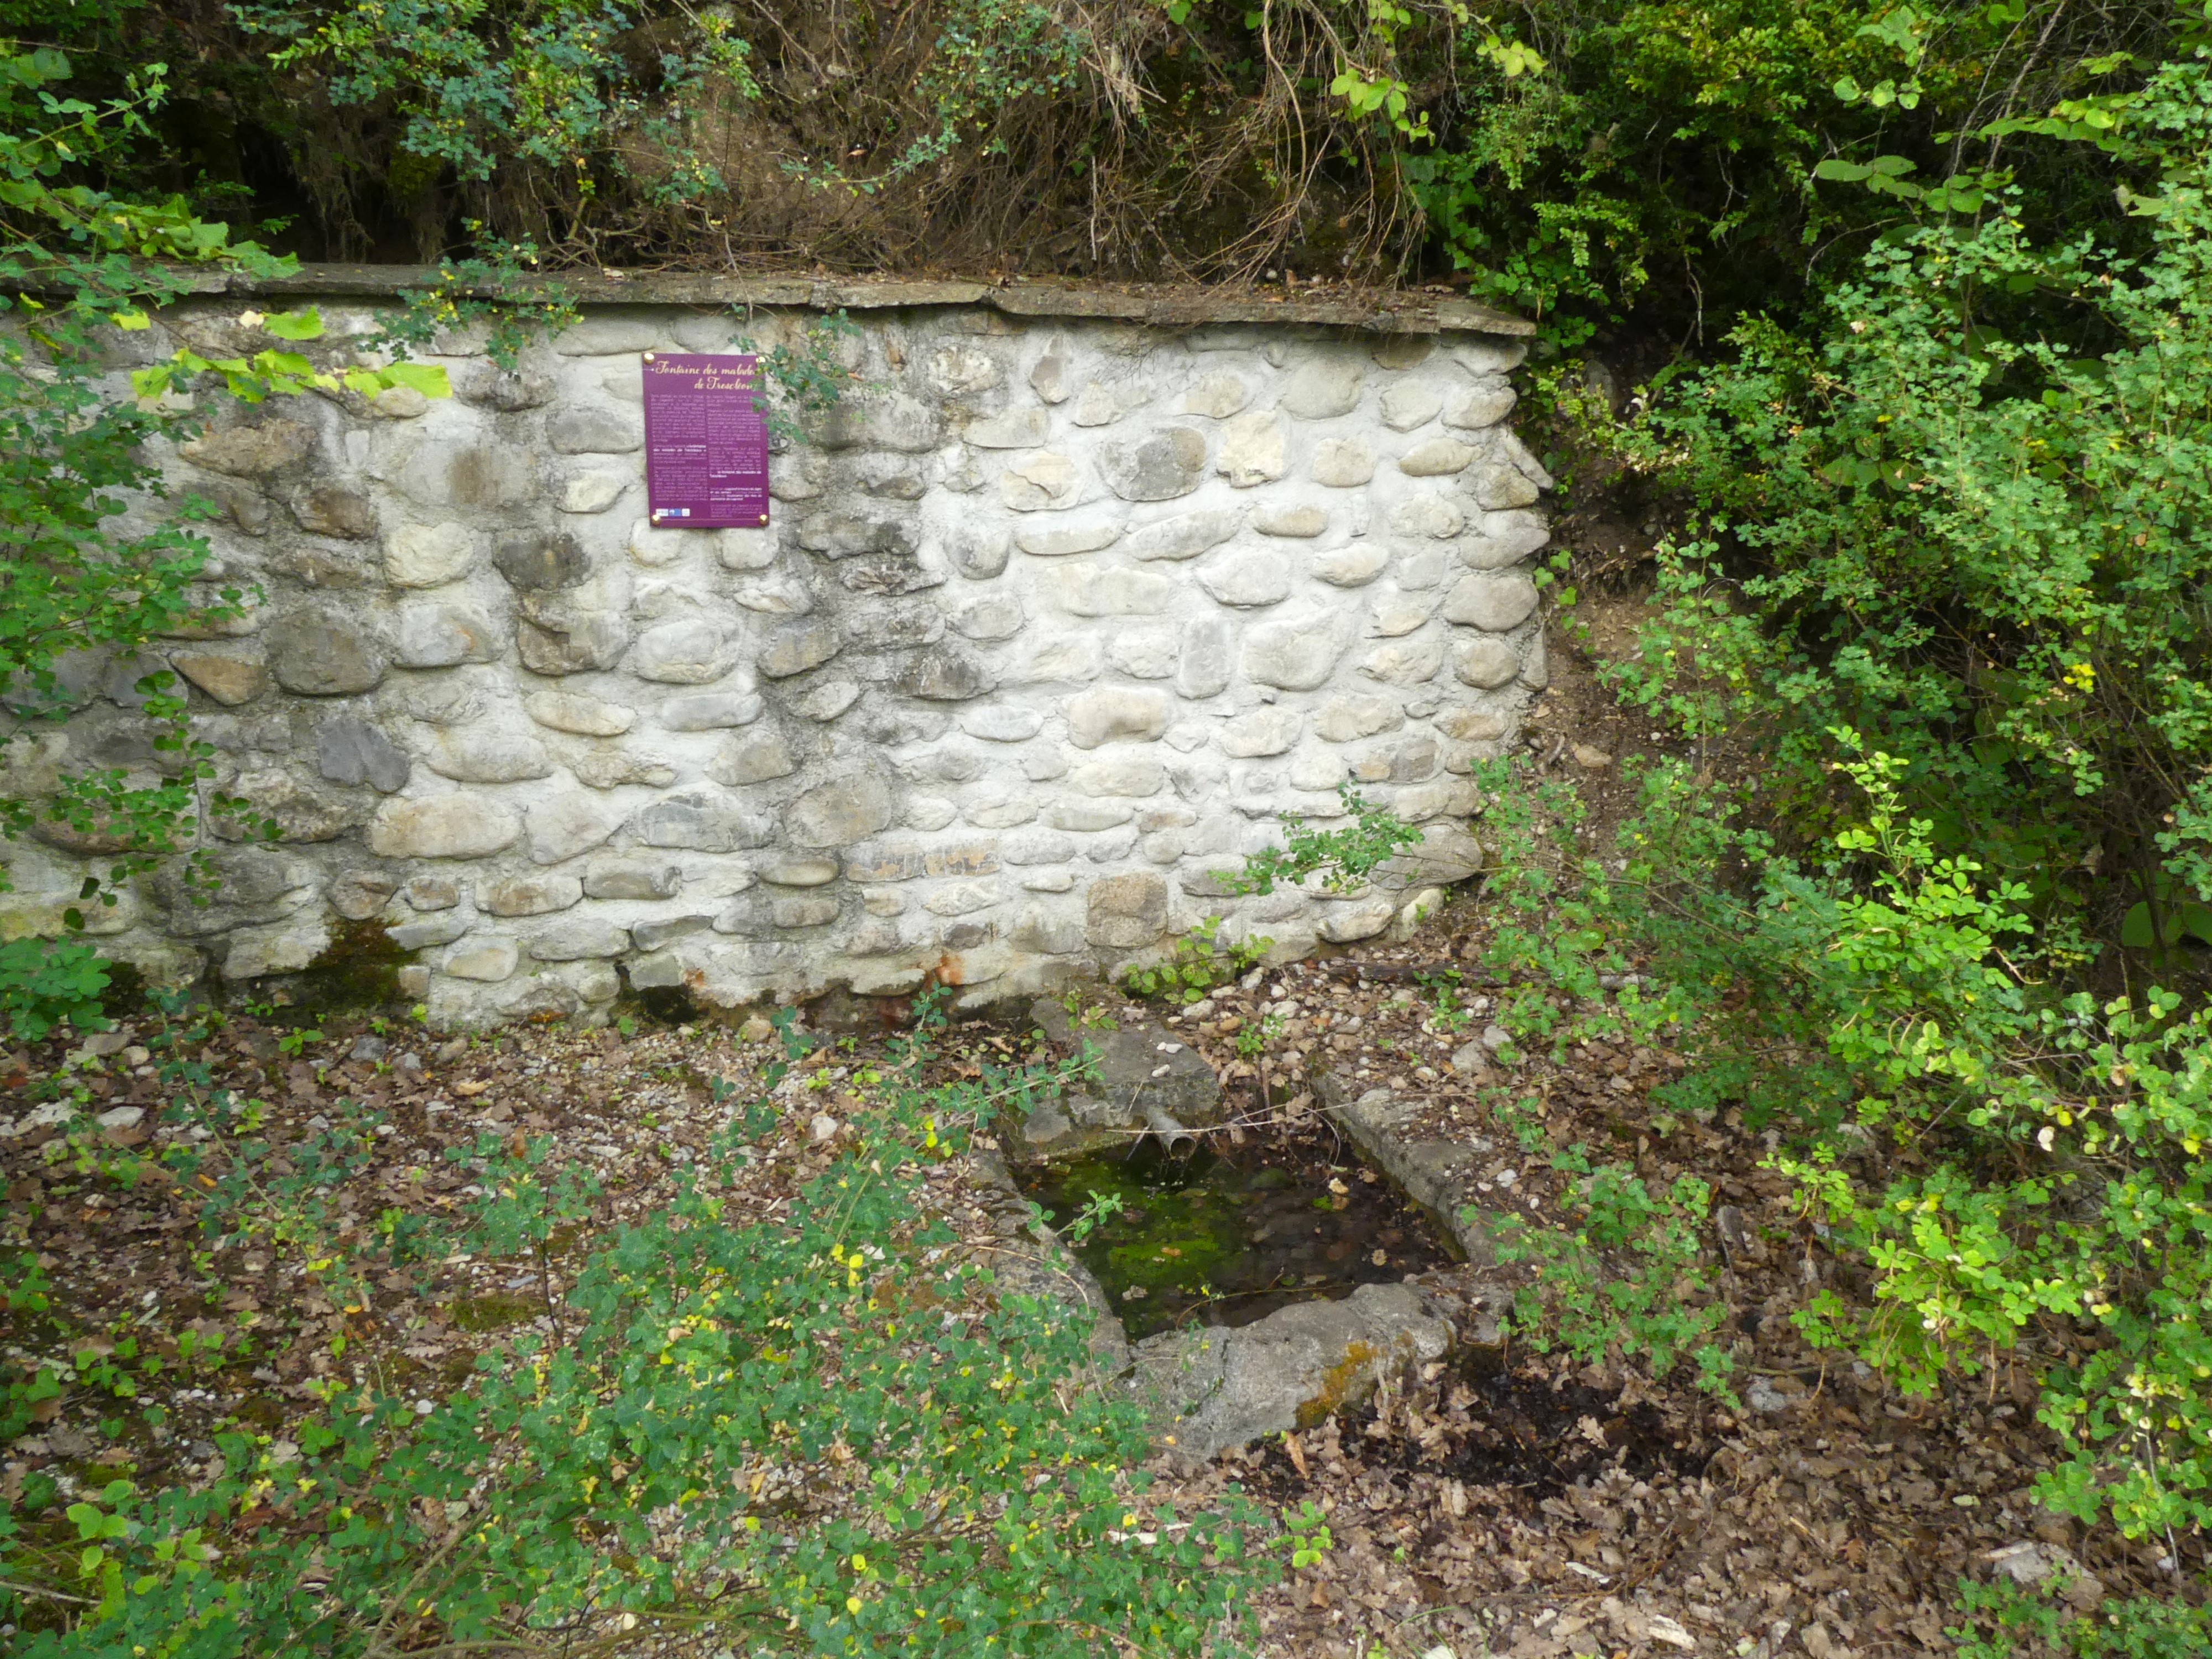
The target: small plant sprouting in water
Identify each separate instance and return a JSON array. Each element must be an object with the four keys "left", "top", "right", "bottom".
[{"left": 1055, "top": 1189, "right": 1126, "bottom": 1246}]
